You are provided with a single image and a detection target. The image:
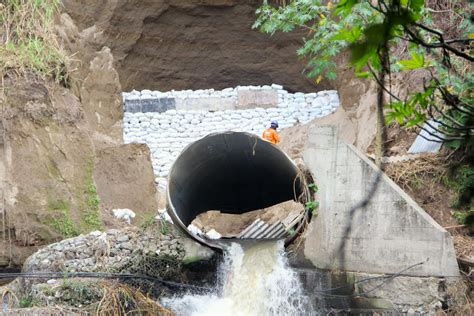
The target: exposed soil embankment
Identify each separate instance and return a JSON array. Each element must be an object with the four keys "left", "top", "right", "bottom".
[
  {"left": 62, "top": 0, "right": 330, "bottom": 92},
  {"left": 0, "top": 13, "right": 158, "bottom": 268},
  {"left": 62, "top": 0, "right": 388, "bottom": 152}
]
